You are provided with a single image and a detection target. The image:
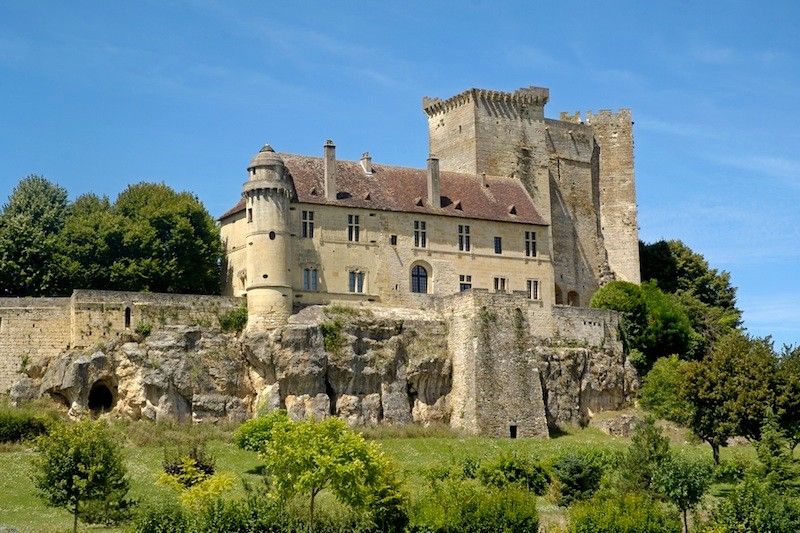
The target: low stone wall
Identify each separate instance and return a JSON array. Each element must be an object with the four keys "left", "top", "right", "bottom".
[
  {"left": 0, "top": 298, "right": 72, "bottom": 393},
  {"left": 0, "top": 291, "right": 244, "bottom": 393},
  {"left": 552, "top": 305, "right": 620, "bottom": 348}
]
